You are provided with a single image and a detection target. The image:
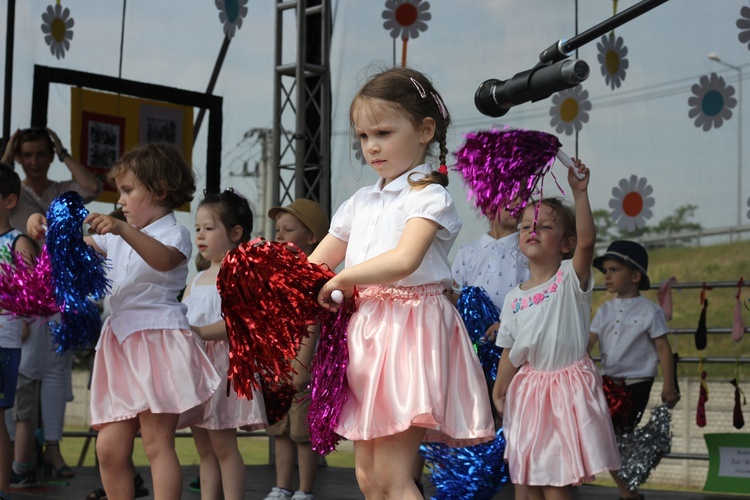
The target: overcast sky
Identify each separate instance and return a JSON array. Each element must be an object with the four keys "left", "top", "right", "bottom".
[{"left": 1, "top": 0, "right": 748, "bottom": 263}]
